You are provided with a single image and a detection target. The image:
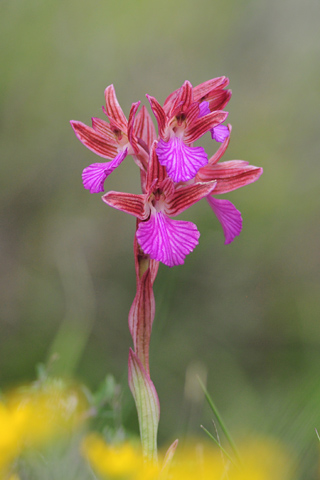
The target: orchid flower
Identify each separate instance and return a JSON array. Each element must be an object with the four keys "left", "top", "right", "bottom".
[
  {"left": 71, "top": 79, "right": 263, "bottom": 460},
  {"left": 146, "top": 81, "right": 229, "bottom": 183},
  {"left": 102, "top": 143, "right": 217, "bottom": 267},
  {"left": 70, "top": 85, "right": 145, "bottom": 193}
]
